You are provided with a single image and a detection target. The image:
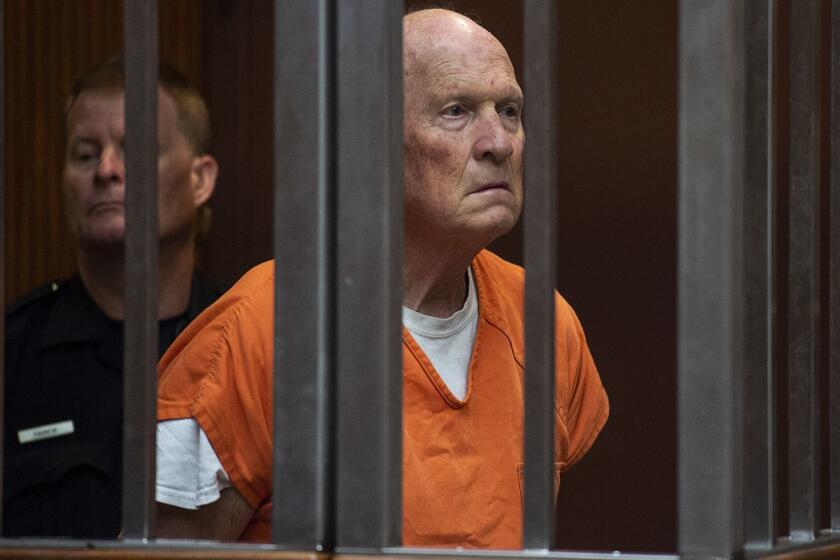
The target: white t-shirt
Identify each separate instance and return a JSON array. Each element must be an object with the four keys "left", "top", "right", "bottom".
[
  {"left": 155, "top": 419, "right": 230, "bottom": 509},
  {"left": 402, "top": 268, "right": 478, "bottom": 400}
]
